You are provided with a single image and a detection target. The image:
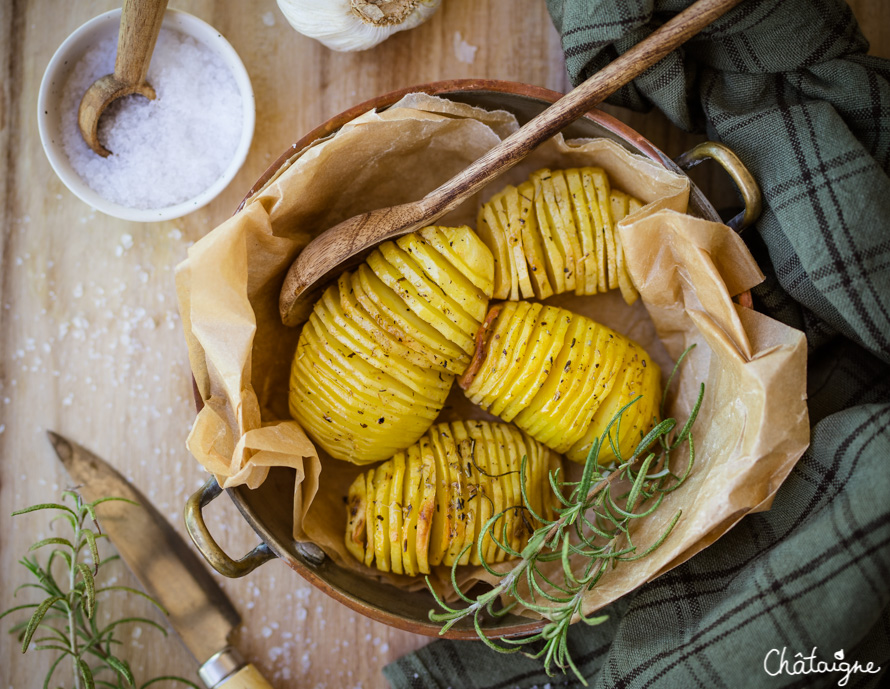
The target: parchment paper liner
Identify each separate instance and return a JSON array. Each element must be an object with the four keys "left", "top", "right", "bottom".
[{"left": 176, "top": 94, "right": 809, "bottom": 616}]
